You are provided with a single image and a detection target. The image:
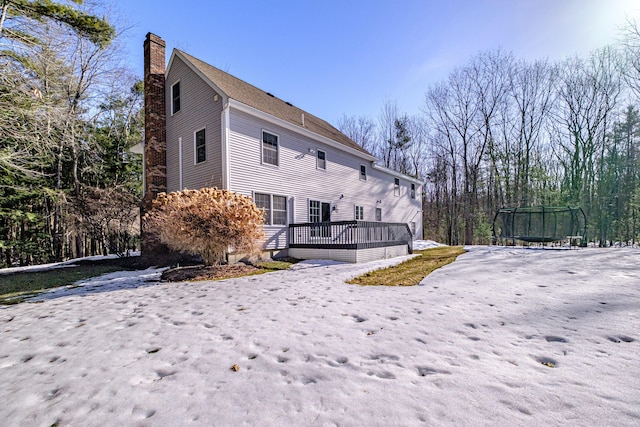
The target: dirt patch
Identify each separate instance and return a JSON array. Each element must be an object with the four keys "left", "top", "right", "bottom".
[{"left": 161, "top": 264, "right": 261, "bottom": 282}]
